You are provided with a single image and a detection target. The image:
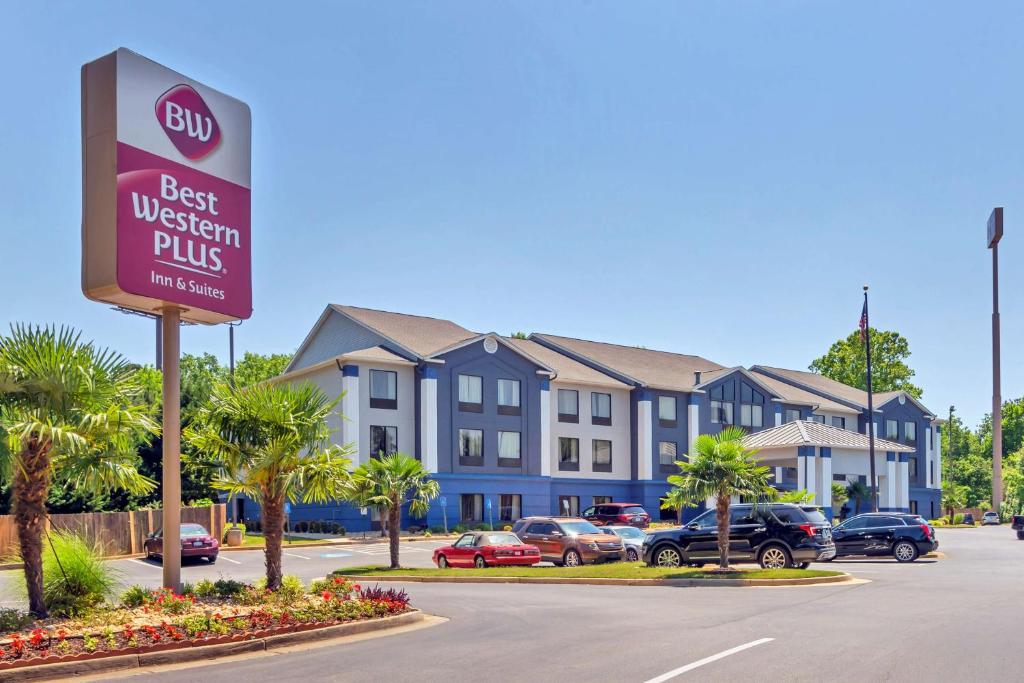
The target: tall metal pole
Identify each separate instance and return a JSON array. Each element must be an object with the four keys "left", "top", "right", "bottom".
[
  {"left": 155, "top": 315, "right": 163, "bottom": 370},
  {"left": 864, "top": 286, "right": 878, "bottom": 512},
  {"left": 161, "top": 307, "right": 182, "bottom": 591},
  {"left": 988, "top": 207, "right": 1004, "bottom": 511},
  {"left": 229, "top": 324, "right": 236, "bottom": 386}
]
